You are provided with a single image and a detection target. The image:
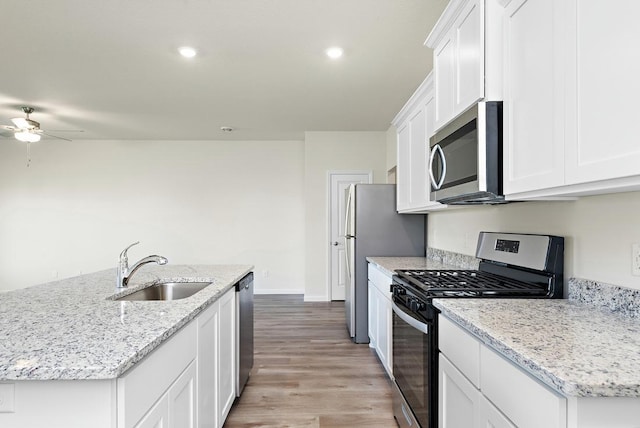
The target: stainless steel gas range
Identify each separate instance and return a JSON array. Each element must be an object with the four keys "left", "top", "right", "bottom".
[{"left": 390, "top": 232, "right": 564, "bottom": 428}]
